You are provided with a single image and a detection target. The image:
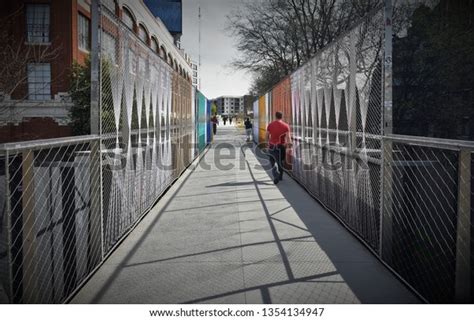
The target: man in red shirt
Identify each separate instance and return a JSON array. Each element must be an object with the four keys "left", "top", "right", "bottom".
[{"left": 266, "top": 111, "right": 291, "bottom": 184}]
